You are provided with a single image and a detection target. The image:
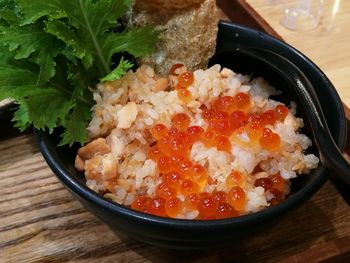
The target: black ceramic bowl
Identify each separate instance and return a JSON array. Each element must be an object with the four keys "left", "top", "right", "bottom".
[{"left": 35, "top": 21, "right": 347, "bottom": 249}]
